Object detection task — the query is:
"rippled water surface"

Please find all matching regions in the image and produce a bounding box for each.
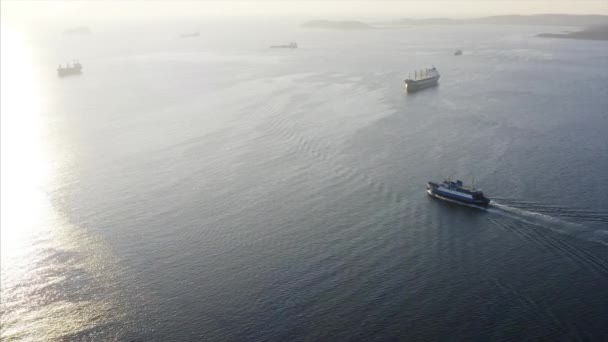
[2,21,608,340]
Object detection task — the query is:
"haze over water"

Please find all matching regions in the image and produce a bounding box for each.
[2,17,608,340]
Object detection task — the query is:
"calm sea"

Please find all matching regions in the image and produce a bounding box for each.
[1,19,608,341]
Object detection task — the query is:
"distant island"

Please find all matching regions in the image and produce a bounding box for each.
[537,25,608,41]
[301,20,372,30]
[384,14,608,27]
[63,26,92,35]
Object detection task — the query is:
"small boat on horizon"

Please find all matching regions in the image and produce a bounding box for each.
[427,179,490,207]
[57,61,82,77]
[270,42,298,49]
[454,49,463,56]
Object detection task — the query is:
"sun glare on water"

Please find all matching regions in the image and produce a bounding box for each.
[1,25,122,340]
[0,25,51,270]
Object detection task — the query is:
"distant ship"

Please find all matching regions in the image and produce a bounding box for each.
[427,179,490,206]
[270,42,298,49]
[57,61,82,77]
[404,67,440,93]
[454,49,463,56]
[180,32,200,38]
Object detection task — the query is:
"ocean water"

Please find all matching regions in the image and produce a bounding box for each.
[1,20,608,340]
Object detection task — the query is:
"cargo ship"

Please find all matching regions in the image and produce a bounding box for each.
[427,179,490,207]
[404,67,439,93]
[57,61,82,77]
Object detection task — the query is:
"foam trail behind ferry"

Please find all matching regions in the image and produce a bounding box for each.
[488,201,608,246]
[429,191,608,246]
[492,198,608,224]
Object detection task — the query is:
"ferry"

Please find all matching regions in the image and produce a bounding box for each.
[427,179,490,207]
[404,67,439,93]
[57,61,82,77]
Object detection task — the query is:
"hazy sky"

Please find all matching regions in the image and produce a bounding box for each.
[2,0,608,26]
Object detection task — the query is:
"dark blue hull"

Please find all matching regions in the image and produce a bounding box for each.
[429,189,490,206]
[427,182,490,207]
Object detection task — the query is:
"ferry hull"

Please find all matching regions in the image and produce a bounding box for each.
[427,182,490,206]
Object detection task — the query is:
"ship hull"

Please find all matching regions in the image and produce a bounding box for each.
[427,182,490,206]
[57,70,81,77]
[57,67,82,77]
[405,76,439,93]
